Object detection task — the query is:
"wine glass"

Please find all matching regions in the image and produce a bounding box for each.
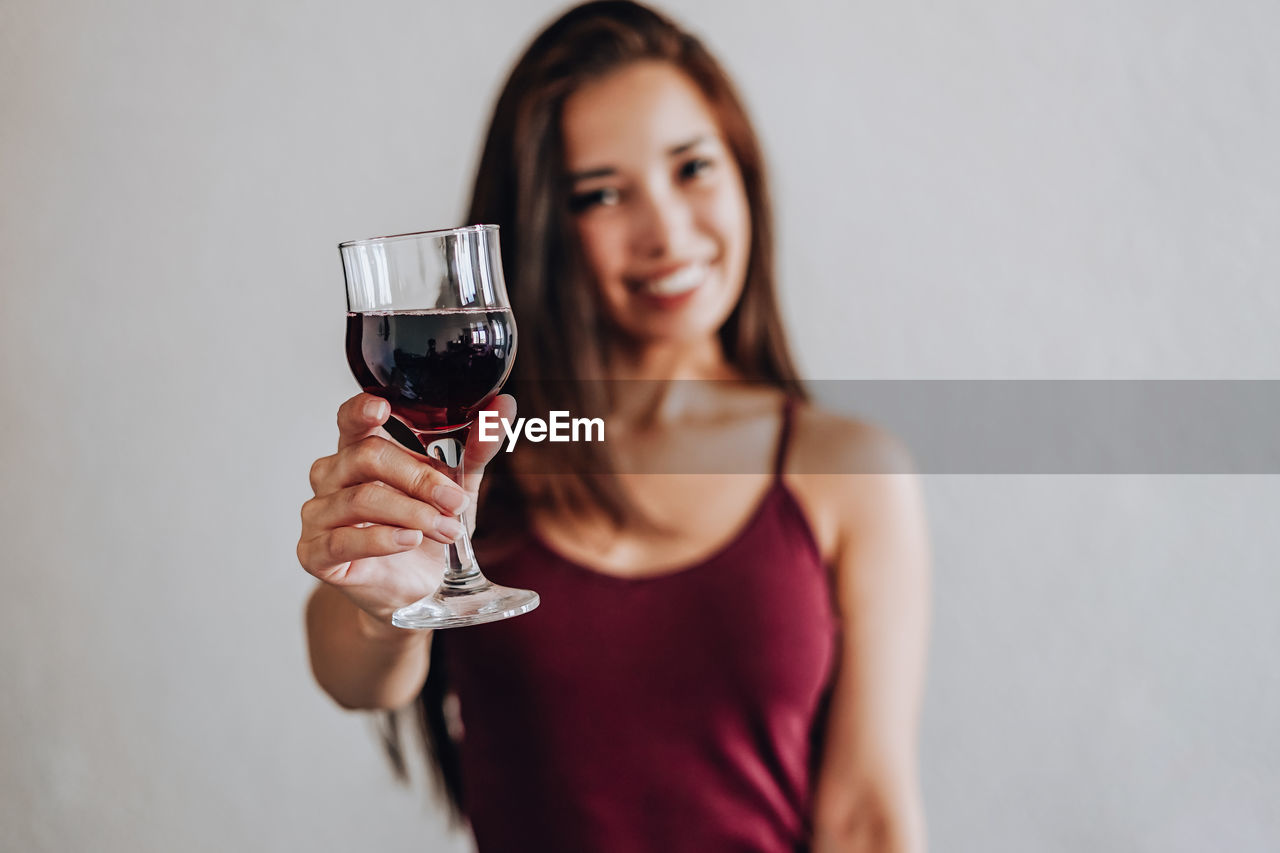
[340,225,539,629]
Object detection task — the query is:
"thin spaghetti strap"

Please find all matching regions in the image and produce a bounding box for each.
[772,396,798,479]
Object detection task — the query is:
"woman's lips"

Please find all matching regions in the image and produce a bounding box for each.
[638,262,707,296]
[626,262,710,309]
[636,285,700,311]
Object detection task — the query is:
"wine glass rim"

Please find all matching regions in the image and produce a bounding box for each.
[338,223,498,249]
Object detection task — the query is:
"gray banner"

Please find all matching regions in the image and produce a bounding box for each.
[388,380,1280,474]
[814,380,1280,474]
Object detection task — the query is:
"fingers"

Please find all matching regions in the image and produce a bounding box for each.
[302,482,466,546]
[461,393,517,495]
[337,393,391,450]
[311,435,470,513]
[296,523,426,581]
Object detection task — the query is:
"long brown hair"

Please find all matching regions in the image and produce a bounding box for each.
[387,0,807,822]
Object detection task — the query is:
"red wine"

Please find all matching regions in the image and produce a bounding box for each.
[346,309,516,433]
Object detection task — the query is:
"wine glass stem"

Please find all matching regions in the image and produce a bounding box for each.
[422,434,489,594]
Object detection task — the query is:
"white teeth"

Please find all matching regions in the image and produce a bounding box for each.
[643,264,706,296]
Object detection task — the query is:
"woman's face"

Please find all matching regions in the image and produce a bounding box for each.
[561,61,751,345]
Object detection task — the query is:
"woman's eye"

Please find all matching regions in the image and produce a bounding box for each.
[569,186,621,213]
[678,157,713,181]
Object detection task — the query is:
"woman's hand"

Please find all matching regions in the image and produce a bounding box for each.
[297,392,516,628]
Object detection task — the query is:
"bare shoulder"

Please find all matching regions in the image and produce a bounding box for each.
[787,402,917,476]
[784,402,925,565]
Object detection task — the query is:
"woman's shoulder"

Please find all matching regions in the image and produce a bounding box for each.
[787,399,917,477]
[783,400,921,565]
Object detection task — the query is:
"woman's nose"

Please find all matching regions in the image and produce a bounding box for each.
[629,185,693,260]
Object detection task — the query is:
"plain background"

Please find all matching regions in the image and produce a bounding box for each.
[2,0,1278,850]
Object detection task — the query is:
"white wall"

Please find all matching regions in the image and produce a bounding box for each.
[2,1,1277,850]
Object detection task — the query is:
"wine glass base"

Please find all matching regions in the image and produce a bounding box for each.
[391,583,540,630]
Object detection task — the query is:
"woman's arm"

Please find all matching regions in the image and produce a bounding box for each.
[305,583,432,710]
[300,393,517,711]
[805,428,932,853]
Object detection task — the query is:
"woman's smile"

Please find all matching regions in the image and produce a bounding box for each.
[627,260,710,297]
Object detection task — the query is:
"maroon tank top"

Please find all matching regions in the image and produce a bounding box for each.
[440,399,840,852]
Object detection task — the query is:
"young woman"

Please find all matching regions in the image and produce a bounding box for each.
[300,2,931,850]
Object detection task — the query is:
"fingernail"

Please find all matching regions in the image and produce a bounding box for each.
[365,400,387,421]
[394,528,423,546]
[435,516,465,541]
[432,484,470,514]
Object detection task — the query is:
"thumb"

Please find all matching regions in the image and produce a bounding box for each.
[461,394,517,494]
